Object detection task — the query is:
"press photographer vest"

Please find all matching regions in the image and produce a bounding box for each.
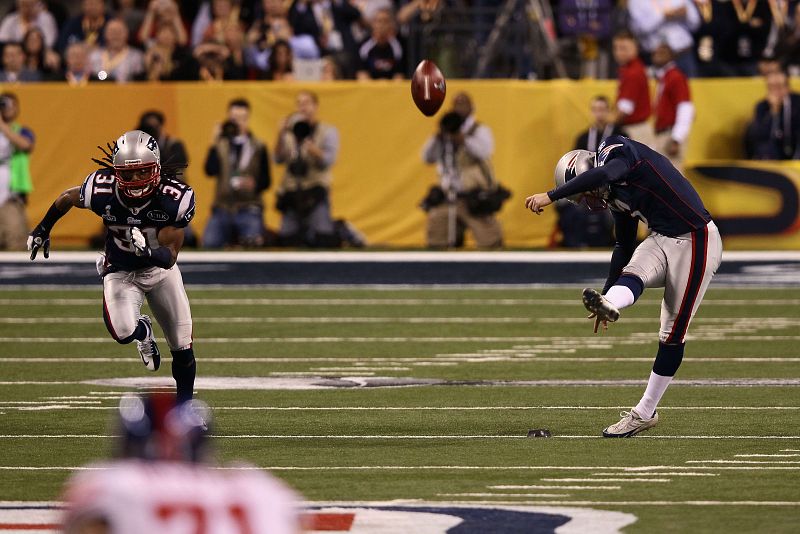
[278,122,334,194]
[449,123,496,192]
[213,135,267,210]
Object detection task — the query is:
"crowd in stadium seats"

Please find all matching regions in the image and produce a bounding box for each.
[2,1,800,83]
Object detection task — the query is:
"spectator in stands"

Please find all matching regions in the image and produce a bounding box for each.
[744,70,800,160]
[555,95,620,248]
[274,90,341,247]
[195,22,247,80]
[245,0,319,75]
[288,0,364,78]
[62,42,95,85]
[22,27,60,80]
[779,6,800,77]
[192,0,240,47]
[695,0,774,77]
[0,0,58,49]
[0,92,34,250]
[204,98,271,248]
[88,18,145,82]
[356,8,403,80]
[263,39,295,80]
[140,24,198,81]
[612,30,653,147]
[137,0,188,47]
[652,43,694,169]
[320,54,341,79]
[421,92,504,249]
[57,0,110,53]
[0,42,41,82]
[627,0,700,77]
[114,0,145,39]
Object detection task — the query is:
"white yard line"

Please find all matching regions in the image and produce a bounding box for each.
[437,493,571,498]
[489,485,622,490]
[686,460,800,464]
[590,472,718,477]
[735,454,800,457]
[2,434,799,440]
[0,317,533,324]
[0,465,799,471]
[5,357,800,364]
[541,478,671,483]
[1,297,799,306]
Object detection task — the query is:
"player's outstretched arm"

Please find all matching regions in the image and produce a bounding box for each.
[130,225,184,269]
[28,186,83,260]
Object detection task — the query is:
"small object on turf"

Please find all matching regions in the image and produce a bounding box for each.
[411,60,446,116]
[527,428,551,438]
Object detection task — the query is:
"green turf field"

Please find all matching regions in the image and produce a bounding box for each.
[1,286,799,532]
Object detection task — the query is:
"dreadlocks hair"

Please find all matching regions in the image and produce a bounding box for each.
[91,141,188,181]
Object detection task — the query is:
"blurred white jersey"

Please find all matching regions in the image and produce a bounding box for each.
[62,460,301,534]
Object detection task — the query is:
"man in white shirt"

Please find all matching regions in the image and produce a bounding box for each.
[0,0,58,48]
[627,0,701,77]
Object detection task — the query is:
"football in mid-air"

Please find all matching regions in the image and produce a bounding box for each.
[411,60,446,117]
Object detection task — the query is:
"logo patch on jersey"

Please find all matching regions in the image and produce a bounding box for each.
[102,205,116,222]
[147,210,169,222]
[598,143,624,166]
[127,217,142,225]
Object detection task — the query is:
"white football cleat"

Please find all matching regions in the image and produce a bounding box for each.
[603,408,658,438]
[136,315,160,372]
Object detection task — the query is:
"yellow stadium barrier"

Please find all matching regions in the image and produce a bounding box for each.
[7,78,798,249]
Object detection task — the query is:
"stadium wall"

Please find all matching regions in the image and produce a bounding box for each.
[12,79,800,249]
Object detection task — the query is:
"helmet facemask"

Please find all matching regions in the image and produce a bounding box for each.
[115,162,160,199]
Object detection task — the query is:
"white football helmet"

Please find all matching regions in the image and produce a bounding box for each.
[553,149,609,210]
[113,130,161,199]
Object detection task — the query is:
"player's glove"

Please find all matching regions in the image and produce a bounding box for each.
[130,227,150,257]
[27,227,51,260]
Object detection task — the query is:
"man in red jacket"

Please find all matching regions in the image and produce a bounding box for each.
[612,30,653,147]
[653,43,694,169]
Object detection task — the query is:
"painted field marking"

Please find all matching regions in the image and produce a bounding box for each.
[781,449,800,452]
[0,317,533,324]
[4,433,800,443]
[6,335,800,344]
[1,465,800,472]
[5,356,800,364]
[735,454,800,457]
[437,493,571,498]
[489,485,621,490]
[542,478,671,483]
[420,500,800,506]
[686,460,800,464]
[590,472,718,477]
[1,297,799,306]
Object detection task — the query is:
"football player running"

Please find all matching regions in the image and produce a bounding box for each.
[525,135,722,437]
[28,130,197,403]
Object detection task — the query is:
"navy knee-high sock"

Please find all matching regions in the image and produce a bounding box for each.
[171,347,196,403]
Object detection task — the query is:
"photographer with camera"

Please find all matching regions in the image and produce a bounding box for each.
[0,92,34,250]
[203,98,271,248]
[273,90,343,247]
[421,92,507,249]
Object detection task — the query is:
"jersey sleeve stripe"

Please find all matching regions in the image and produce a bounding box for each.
[81,172,96,209]
[176,189,194,221]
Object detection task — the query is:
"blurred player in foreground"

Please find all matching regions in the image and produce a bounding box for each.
[27,130,196,402]
[61,392,303,533]
[525,135,722,437]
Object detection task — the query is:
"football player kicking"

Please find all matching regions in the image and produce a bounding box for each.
[28,130,197,402]
[525,135,722,437]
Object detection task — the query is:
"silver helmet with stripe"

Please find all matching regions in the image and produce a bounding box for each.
[553,149,608,210]
[113,130,161,199]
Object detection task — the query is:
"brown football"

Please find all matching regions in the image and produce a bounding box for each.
[411,60,446,117]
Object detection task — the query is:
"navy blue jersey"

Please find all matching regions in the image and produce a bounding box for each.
[598,135,711,237]
[79,169,195,271]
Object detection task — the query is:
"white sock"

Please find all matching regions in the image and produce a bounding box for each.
[605,285,635,310]
[634,371,673,419]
